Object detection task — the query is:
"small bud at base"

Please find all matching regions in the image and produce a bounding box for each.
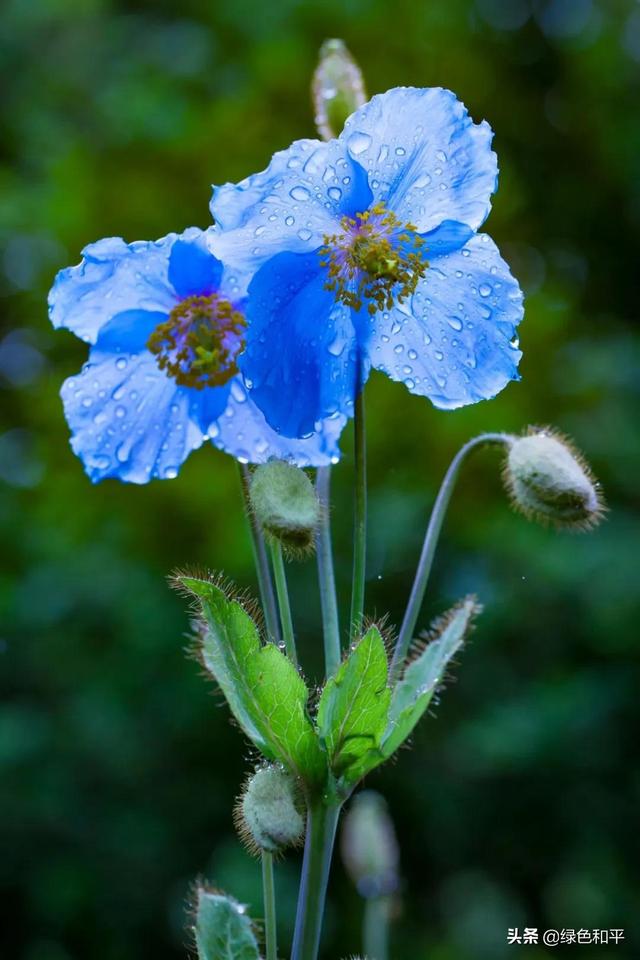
[249,460,321,555]
[313,39,367,141]
[341,791,400,898]
[504,429,605,530]
[235,764,305,856]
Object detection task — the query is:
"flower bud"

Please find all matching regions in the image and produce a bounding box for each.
[503,429,604,530]
[312,39,367,141]
[234,764,305,856]
[341,791,399,898]
[249,460,320,555]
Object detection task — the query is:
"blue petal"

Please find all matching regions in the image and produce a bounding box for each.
[168,235,223,299]
[61,349,210,484]
[369,233,523,409]
[341,87,498,235]
[210,138,372,270]
[240,251,363,437]
[95,309,167,354]
[49,235,179,344]
[210,378,347,466]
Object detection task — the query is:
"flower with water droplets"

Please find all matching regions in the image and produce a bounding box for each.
[210,87,524,438]
[49,228,345,483]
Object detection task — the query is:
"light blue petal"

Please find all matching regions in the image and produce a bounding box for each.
[240,251,363,438]
[168,234,223,298]
[210,138,372,270]
[341,87,498,235]
[61,350,207,484]
[370,233,523,409]
[49,235,179,344]
[210,378,346,466]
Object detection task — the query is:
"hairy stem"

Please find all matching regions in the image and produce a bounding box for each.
[262,851,277,960]
[239,464,281,645]
[363,896,391,960]
[290,802,342,960]
[270,540,298,667]
[390,432,511,680]
[316,466,341,678]
[349,385,367,638]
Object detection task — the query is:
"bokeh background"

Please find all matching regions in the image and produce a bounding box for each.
[2,0,639,957]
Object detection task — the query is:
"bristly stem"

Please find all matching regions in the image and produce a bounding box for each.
[270,540,298,667]
[239,464,281,646]
[363,895,391,960]
[390,432,512,681]
[290,801,341,960]
[262,851,277,960]
[316,466,341,678]
[349,381,367,639]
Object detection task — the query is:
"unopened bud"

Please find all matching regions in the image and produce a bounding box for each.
[341,791,399,898]
[312,39,367,141]
[503,429,604,530]
[234,764,305,855]
[249,460,320,555]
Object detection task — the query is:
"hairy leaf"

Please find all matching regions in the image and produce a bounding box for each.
[182,576,325,784]
[195,889,259,960]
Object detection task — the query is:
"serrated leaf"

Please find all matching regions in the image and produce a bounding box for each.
[183,576,325,785]
[195,890,259,960]
[316,625,391,789]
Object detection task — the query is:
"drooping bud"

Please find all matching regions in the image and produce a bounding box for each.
[312,39,367,141]
[234,764,305,856]
[340,791,400,899]
[249,460,320,555]
[503,428,604,530]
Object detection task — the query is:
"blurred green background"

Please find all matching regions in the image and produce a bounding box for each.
[1,0,639,957]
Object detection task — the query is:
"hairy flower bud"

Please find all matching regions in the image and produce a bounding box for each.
[249,460,320,555]
[234,764,305,856]
[312,39,367,141]
[341,791,400,898]
[503,429,604,530]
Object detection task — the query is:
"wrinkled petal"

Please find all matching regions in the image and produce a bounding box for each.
[49,235,180,344]
[240,251,364,437]
[370,233,523,409]
[168,233,223,298]
[210,378,347,466]
[342,87,497,234]
[210,138,372,270]
[61,343,228,483]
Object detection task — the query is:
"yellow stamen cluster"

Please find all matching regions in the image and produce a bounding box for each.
[319,201,428,314]
[147,293,246,389]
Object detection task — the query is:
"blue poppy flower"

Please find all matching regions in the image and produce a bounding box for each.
[210,87,524,438]
[49,228,345,483]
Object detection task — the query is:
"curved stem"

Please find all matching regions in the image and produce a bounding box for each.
[390,432,511,681]
[349,386,367,638]
[290,802,341,960]
[363,896,390,960]
[239,464,281,645]
[270,540,298,667]
[262,851,277,960]
[316,467,341,678]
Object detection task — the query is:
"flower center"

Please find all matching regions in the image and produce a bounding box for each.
[319,201,428,314]
[147,294,246,389]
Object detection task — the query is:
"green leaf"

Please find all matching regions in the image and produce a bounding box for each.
[316,625,391,789]
[182,576,325,785]
[381,596,480,758]
[195,889,259,960]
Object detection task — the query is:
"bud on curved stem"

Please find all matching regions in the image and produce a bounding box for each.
[234,764,305,856]
[312,39,367,141]
[503,428,605,530]
[249,460,321,558]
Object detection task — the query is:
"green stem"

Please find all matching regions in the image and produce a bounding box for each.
[262,851,277,960]
[239,464,281,646]
[290,802,342,960]
[363,896,390,960]
[349,385,367,638]
[316,467,341,678]
[270,540,298,667]
[390,432,511,680]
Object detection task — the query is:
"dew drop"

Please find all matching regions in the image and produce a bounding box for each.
[479,283,492,297]
[347,131,372,155]
[327,186,342,202]
[297,228,313,241]
[115,357,127,370]
[285,215,295,227]
[289,186,310,202]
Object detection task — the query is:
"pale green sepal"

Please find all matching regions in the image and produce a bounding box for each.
[195,889,260,960]
[316,626,391,790]
[182,576,325,785]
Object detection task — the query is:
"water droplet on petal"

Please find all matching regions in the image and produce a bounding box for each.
[347,130,372,155]
[290,186,310,202]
